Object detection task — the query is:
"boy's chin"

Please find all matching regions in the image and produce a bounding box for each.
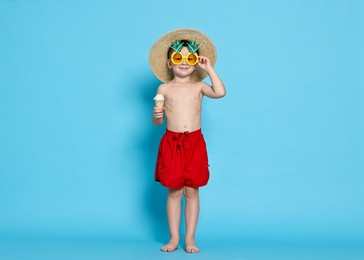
[174,69,195,76]
[174,73,194,79]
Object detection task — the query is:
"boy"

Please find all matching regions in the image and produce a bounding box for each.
[149,28,226,253]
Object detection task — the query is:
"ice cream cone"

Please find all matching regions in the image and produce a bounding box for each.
[155,100,164,109]
[154,94,164,108]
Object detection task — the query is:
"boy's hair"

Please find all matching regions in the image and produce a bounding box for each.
[167,40,200,58]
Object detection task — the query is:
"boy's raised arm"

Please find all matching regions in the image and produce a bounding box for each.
[199,56,226,98]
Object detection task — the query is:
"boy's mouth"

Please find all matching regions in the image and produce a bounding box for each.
[178,66,190,70]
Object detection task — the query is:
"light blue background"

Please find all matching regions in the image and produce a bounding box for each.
[0,0,363,258]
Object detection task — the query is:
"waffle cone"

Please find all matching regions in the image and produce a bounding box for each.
[155,100,164,108]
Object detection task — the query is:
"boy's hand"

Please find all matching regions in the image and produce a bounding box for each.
[153,107,164,119]
[198,56,213,72]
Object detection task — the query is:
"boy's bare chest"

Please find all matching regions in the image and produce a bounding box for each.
[165,87,202,105]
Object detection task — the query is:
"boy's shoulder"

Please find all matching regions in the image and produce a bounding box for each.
[157,83,168,92]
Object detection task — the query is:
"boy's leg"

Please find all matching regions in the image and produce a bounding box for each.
[184,186,200,253]
[161,188,183,252]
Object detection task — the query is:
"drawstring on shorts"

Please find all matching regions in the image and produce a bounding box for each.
[173,131,190,152]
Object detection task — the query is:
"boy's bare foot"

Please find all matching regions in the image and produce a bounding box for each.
[185,239,200,253]
[160,239,179,252]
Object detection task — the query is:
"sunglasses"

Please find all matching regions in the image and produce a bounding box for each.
[170,52,199,66]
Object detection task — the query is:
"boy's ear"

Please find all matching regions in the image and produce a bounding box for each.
[167,59,173,69]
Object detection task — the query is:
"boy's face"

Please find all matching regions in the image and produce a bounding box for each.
[167,46,196,77]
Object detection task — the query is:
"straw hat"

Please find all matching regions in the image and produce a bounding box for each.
[149,28,217,83]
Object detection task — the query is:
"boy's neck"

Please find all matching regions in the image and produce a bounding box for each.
[172,75,196,84]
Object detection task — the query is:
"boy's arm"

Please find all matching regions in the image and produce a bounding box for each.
[152,85,165,126]
[198,56,226,99]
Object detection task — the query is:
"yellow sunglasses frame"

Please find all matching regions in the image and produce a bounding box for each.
[170,52,199,66]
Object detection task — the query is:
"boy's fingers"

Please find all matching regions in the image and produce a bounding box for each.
[154,111,163,115]
[153,106,164,119]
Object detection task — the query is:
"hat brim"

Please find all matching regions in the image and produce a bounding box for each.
[149,28,216,83]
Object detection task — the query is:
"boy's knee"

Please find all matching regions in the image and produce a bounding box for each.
[168,188,183,199]
[183,186,199,199]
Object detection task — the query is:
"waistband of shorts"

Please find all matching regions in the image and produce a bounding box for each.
[165,128,202,137]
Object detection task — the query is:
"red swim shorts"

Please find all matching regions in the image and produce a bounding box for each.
[155,129,209,189]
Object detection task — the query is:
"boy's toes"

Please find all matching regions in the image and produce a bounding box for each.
[186,245,200,253]
[160,241,178,252]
